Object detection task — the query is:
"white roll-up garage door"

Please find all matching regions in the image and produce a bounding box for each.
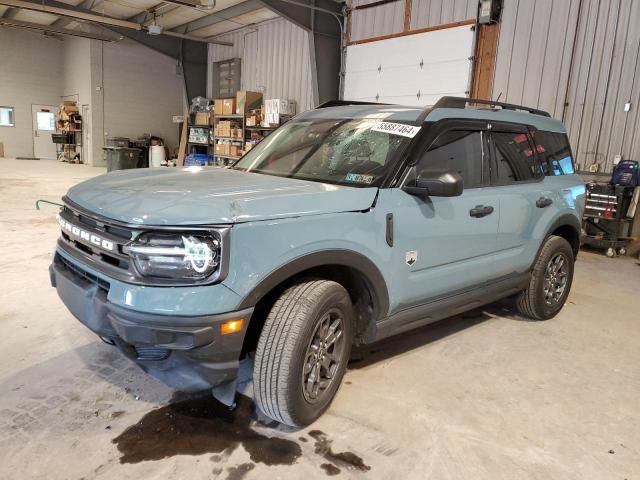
[344,24,475,107]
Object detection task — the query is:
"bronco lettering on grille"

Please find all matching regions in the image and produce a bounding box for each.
[57,215,115,252]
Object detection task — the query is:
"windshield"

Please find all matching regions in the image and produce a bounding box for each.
[232,118,419,186]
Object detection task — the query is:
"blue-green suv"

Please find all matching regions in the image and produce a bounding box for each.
[50,97,585,426]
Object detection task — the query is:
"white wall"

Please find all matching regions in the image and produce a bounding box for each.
[99,39,184,155]
[62,37,94,164]
[0,28,64,158]
[0,29,183,164]
[208,18,315,112]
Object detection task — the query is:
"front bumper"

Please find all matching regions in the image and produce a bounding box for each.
[50,253,253,395]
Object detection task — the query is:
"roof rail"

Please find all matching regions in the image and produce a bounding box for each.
[317,100,391,108]
[432,96,551,117]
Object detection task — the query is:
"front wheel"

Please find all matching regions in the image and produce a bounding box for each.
[253,280,354,426]
[516,235,575,320]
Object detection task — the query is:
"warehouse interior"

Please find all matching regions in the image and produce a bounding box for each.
[1,0,639,479]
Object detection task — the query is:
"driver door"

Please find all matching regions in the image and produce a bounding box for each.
[387,120,502,312]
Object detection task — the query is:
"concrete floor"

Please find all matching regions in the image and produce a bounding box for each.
[0,158,639,480]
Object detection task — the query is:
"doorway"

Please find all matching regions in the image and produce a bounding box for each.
[31,104,57,160]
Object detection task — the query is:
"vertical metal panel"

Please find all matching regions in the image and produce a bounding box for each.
[563,0,640,172]
[410,0,476,29]
[208,18,314,112]
[494,0,640,173]
[350,0,405,41]
[493,0,580,117]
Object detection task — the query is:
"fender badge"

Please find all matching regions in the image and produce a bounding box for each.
[406,251,417,266]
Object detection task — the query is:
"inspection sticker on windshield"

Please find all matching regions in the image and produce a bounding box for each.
[344,173,375,185]
[372,122,421,138]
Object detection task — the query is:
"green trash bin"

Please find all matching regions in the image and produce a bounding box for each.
[103,147,142,172]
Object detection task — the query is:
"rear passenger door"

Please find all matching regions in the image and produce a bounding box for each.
[487,123,551,275]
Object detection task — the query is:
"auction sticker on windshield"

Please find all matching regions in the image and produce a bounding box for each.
[344,173,375,184]
[371,122,421,138]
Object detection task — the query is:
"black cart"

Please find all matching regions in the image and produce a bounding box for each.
[581,183,636,257]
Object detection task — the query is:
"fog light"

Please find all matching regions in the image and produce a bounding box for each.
[220,319,244,335]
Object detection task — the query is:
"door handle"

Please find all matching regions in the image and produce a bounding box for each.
[536,197,553,208]
[469,205,494,218]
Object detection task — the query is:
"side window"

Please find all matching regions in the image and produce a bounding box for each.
[419,129,484,188]
[533,130,575,175]
[491,131,541,184]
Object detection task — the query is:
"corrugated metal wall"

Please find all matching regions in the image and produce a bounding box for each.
[494,0,640,173]
[564,0,640,173]
[349,0,477,42]
[208,18,315,112]
[492,0,580,118]
[409,0,477,29]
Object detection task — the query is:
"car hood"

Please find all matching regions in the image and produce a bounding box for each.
[65,167,378,226]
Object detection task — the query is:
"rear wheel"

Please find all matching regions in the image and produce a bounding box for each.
[516,235,574,320]
[253,279,354,426]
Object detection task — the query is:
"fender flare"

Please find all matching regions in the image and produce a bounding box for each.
[237,249,390,320]
[531,214,582,268]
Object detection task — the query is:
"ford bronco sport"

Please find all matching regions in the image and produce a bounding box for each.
[50,97,585,426]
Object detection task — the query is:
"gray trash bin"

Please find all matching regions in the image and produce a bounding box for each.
[103,147,142,172]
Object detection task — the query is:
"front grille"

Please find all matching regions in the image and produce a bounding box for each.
[56,253,110,292]
[134,346,170,361]
[63,206,133,243]
[58,206,134,275]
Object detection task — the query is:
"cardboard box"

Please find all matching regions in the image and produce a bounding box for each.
[229,145,240,156]
[236,91,263,114]
[265,99,296,126]
[214,99,225,116]
[0,142,4,158]
[219,121,231,138]
[246,115,257,127]
[222,98,236,115]
[195,112,210,126]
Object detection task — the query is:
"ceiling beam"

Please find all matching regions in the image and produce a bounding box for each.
[51,0,101,29]
[127,3,181,25]
[169,0,262,34]
[0,16,120,41]
[0,0,143,29]
[1,6,17,18]
[0,0,232,44]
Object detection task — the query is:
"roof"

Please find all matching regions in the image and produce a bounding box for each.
[298,105,424,123]
[0,1,279,44]
[302,100,567,133]
[425,107,567,133]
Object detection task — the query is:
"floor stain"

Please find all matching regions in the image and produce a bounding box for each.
[320,463,341,476]
[309,430,371,473]
[112,393,302,466]
[225,462,255,480]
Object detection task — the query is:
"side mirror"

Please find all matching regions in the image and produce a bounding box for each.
[403,169,464,197]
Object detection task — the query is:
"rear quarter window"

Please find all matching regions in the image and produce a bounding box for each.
[533,130,575,175]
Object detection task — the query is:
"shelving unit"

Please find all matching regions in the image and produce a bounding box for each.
[54,107,82,164]
[186,124,213,158]
[213,114,245,166]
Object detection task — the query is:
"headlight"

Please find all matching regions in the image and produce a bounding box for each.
[128,232,221,280]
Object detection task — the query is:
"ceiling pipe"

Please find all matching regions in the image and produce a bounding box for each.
[162,0,216,9]
[0,17,122,41]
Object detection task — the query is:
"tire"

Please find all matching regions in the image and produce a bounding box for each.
[253,279,354,427]
[516,235,575,320]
